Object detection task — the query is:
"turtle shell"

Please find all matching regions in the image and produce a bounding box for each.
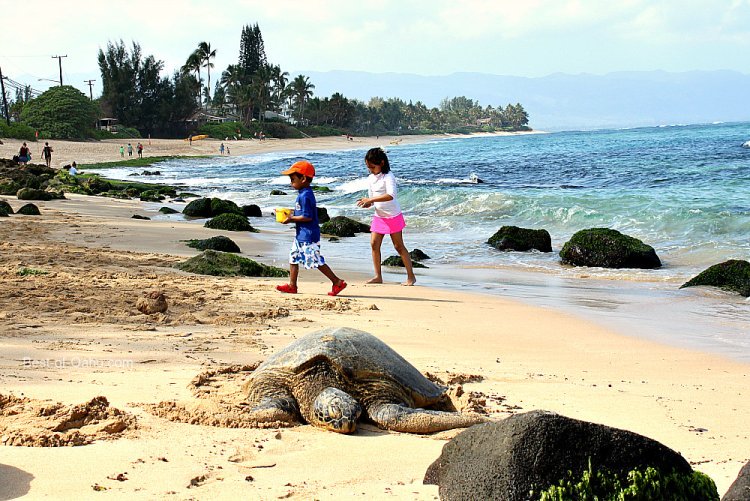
[251,327,445,401]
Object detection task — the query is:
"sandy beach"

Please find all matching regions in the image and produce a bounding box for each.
[1,137,748,499]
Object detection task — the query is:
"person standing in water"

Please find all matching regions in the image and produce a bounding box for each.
[356,147,416,286]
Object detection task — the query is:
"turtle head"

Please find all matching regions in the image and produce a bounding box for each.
[312,387,362,434]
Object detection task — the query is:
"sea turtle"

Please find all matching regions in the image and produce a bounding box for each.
[242,327,486,434]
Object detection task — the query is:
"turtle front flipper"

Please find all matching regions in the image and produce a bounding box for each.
[310,387,362,433]
[248,395,301,425]
[368,402,486,433]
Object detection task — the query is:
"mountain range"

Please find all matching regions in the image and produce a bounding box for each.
[291,70,750,131]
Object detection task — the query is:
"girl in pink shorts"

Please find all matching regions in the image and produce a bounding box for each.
[356,147,416,286]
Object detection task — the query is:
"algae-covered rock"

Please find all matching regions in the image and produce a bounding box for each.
[0,180,21,196]
[0,206,8,217]
[0,199,13,214]
[320,216,370,237]
[17,188,53,201]
[204,213,258,232]
[488,226,552,252]
[680,259,750,297]
[410,249,431,261]
[185,236,241,253]
[242,204,263,217]
[183,197,242,218]
[559,228,661,269]
[175,250,288,277]
[17,203,41,215]
[382,256,428,268]
[270,189,287,196]
[82,176,112,194]
[158,207,180,214]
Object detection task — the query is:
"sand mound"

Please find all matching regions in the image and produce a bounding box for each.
[0,394,136,447]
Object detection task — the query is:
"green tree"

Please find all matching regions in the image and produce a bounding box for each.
[20,85,98,139]
[181,51,203,106]
[238,24,267,81]
[291,74,315,123]
[197,41,216,108]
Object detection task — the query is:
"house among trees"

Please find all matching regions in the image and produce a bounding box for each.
[96,117,118,132]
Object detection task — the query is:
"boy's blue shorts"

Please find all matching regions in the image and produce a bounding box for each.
[289,240,326,269]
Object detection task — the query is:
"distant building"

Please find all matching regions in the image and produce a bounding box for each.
[96,118,119,132]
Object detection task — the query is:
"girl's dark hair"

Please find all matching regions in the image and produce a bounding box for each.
[365,147,391,173]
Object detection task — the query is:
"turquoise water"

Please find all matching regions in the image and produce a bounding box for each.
[102,122,750,360]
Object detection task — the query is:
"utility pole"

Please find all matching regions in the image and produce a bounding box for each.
[51,55,67,85]
[84,79,96,100]
[0,66,10,126]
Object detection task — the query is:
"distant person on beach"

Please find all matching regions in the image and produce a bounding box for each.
[137,142,143,158]
[119,145,124,158]
[18,143,30,165]
[226,145,230,155]
[356,147,417,286]
[127,143,133,157]
[219,142,225,155]
[276,160,347,296]
[188,135,193,145]
[41,142,53,168]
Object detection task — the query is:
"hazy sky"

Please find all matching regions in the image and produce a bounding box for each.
[1,0,748,97]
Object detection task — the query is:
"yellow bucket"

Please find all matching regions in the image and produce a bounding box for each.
[275,208,293,223]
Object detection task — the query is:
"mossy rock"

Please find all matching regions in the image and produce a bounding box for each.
[488,226,552,252]
[317,207,330,224]
[242,204,263,217]
[0,199,13,214]
[17,203,41,215]
[559,228,661,269]
[0,207,8,217]
[175,250,288,277]
[82,176,112,194]
[0,180,21,196]
[159,207,180,214]
[270,189,287,196]
[382,256,428,268]
[312,186,332,193]
[680,259,750,297]
[183,197,242,218]
[139,190,164,202]
[185,236,241,253]
[204,213,258,232]
[17,187,53,201]
[320,216,370,237]
[410,249,430,261]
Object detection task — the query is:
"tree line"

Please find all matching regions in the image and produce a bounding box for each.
[1,23,529,140]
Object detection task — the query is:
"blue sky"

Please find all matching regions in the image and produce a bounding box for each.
[1,0,748,98]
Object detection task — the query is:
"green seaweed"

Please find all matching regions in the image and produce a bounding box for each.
[681,259,750,297]
[536,461,719,501]
[175,250,288,277]
[203,213,258,232]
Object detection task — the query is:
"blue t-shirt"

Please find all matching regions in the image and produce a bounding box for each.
[294,187,320,243]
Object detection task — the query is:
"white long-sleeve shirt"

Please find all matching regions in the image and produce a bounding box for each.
[368,172,402,218]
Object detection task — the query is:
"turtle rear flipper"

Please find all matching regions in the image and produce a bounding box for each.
[369,403,486,433]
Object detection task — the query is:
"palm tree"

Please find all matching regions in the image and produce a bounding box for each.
[197,42,216,109]
[291,75,315,124]
[181,52,202,106]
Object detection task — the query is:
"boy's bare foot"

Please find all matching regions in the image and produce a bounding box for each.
[402,278,416,286]
[365,277,383,284]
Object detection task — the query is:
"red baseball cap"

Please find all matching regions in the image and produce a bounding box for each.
[281,160,315,178]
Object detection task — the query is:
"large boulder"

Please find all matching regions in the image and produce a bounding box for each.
[559,228,661,268]
[204,213,257,232]
[424,410,717,501]
[488,226,552,252]
[185,235,241,253]
[723,460,750,500]
[175,250,288,277]
[681,260,750,297]
[0,199,13,214]
[183,197,242,218]
[320,216,370,237]
[17,187,54,201]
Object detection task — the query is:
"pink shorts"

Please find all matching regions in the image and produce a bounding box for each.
[370,213,406,235]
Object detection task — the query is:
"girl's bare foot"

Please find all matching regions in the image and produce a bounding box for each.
[365,277,383,284]
[402,278,416,286]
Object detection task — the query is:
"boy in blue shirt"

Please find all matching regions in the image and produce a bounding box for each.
[276,160,347,296]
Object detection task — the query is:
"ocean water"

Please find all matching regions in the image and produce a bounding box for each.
[101,122,750,360]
